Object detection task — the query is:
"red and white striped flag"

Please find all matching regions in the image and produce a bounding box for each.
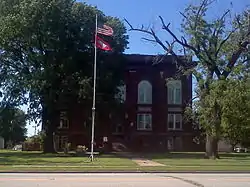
[97,24,114,36]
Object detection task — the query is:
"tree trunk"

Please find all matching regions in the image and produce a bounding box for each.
[205,134,219,159]
[42,103,56,154]
[230,142,237,153]
[43,124,56,153]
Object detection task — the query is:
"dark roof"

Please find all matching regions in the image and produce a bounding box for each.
[123,54,188,66]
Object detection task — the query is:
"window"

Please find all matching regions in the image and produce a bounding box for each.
[168,114,182,130]
[56,136,68,151]
[137,113,152,130]
[138,80,152,104]
[168,113,174,129]
[59,111,69,129]
[112,123,123,134]
[115,85,126,103]
[167,80,182,104]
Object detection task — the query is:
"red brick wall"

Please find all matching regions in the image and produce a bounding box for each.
[54,55,203,152]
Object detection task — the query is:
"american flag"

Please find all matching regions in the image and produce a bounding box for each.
[97,24,114,36]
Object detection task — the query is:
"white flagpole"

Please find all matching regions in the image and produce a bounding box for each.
[90,14,98,162]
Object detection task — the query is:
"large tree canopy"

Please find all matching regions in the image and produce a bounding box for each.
[125,0,249,158]
[0,0,129,152]
[0,107,27,147]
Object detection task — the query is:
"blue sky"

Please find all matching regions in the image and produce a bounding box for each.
[84,0,248,54]
[24,0,249,136]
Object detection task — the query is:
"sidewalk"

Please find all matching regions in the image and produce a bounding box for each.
[112,152,165,166]
[131,158,165,166]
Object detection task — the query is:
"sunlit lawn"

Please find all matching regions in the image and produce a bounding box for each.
[148,152,250,171]
[0,150,250,172]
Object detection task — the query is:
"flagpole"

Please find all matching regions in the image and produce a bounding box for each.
[90,14,98,162]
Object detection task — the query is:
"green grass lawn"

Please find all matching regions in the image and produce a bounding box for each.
[148,152,250,171]
[0,150,250,172]
[0,150,136,166]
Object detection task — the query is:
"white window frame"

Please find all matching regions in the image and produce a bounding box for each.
[59,111,69,129]
[167,113,182,130]
[167,80,182,104]
[137,113,152,131]
[138,80,152,104]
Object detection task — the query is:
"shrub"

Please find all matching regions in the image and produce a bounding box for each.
[22,131,45,151]
[22,142,41,151]
[76,145,88,153]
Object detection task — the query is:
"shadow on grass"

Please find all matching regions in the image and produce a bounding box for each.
[0,151,67,158]
[0,151,124,165]
[0,151,117,158]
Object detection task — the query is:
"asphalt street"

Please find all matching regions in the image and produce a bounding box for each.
[0,173,250,187]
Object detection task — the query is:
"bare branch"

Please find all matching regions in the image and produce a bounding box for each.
[220,9,231,22]
[181,36,189,46]
[124,18,186,72]
[125,16,197,80]
[179,11,188,20]
[180,38,187,56]
[152,54,168,65]
[124,19,134,30]
[124,18,168,51]
[124,18,153,35]
[165,40,176,54]
[124,17,198,74]
[159,16,199,54]
[141,37,157,43]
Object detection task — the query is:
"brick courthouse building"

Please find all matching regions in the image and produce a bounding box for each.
[54,54,203,152]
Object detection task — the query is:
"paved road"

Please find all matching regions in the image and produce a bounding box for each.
[0,173,250,187]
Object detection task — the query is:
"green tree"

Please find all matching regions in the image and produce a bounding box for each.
[0,107,27,147]
[219,79,250,149]
[0,0,128,153]
[187,78,250,152]
[125,0,249,158]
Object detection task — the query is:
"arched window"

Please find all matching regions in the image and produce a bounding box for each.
[138,80,152,104]
[167,80,182,104]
